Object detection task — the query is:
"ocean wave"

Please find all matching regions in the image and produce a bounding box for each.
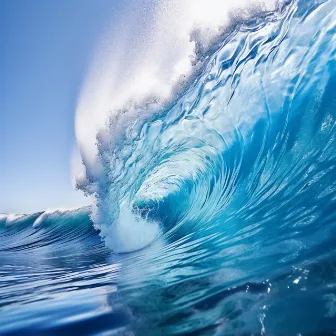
[2,1,336,333]
[75,0,336,254]
[0,207,100,255]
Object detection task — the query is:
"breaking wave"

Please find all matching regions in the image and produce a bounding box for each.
[3,0,336,334]
[75,0,336,254]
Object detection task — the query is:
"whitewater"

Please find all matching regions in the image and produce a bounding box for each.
[2,0,336,334]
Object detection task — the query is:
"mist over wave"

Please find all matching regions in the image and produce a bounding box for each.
[75,0,291,252]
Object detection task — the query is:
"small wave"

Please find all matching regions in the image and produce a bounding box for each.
[0,213,28,226]
[32,206,91,228]
[76,0,336,254]
[0,206,101,256]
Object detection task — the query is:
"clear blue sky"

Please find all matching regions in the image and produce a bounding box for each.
[1,0,121,214]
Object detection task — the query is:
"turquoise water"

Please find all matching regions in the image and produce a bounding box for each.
[2,0,336,334]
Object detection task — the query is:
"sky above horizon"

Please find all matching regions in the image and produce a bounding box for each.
[1,0,122,213]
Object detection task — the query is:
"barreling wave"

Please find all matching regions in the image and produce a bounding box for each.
[0,207,100,254]
[75,0,336,254]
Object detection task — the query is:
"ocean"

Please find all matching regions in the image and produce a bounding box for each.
[2,0,336,334]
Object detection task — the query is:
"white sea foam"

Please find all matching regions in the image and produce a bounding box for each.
[0,213,26,226]
[99,205,162,253]
[1,207,90,227]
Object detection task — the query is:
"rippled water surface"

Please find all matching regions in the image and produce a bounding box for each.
[2,0,336,334]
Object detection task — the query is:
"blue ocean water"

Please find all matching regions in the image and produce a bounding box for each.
[2,0,336,334]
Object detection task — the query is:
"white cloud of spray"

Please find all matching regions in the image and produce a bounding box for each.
[75,0,279,175]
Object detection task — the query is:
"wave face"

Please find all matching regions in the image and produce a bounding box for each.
[3,0,336,335]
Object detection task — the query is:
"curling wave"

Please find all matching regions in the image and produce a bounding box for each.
[75,0,336,254]
[3,1,336,334]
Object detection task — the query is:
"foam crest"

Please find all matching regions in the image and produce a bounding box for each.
[75,0,281,171]
[32,206,90,228]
